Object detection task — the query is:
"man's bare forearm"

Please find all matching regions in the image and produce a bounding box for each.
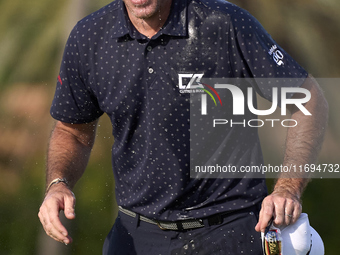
[46,120,98,191]
[274,75,329,197]
[256,76,328,232]
[39,120,98,244]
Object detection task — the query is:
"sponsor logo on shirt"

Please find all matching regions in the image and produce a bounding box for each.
[178,73,204,93]
[57,75,63,85]
[269,45,284,66]
[178,73,223,108]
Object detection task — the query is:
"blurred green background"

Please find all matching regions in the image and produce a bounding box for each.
[0,0,339,254]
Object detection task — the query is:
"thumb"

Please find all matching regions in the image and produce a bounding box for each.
[64,192,76,220]
[254,221,261,233]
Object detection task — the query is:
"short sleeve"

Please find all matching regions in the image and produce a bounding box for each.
[229,8,308,100]
[50,25,104,124]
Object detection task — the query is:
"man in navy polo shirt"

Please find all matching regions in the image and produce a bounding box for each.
[38,0,328,254]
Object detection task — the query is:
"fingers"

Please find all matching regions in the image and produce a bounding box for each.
[255,196,274,233]
[285,199,302,225]
[283,200,295,225]
[272,195,301,227]
[64,191,76,220]
[272,196,286,227]
[38,187,76,245]
[255,193,302,233]
[39,208,70,244]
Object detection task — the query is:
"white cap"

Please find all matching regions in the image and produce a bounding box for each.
[280,213,324,255]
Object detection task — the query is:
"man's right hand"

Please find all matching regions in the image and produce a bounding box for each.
[38,183,76,245]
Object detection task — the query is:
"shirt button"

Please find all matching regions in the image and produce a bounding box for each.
[147,46,152,52]
[148,67,154,74]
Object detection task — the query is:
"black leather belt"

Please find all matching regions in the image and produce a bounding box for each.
[119,206,228,231]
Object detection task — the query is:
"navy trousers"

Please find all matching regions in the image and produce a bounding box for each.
[103,206,263,255]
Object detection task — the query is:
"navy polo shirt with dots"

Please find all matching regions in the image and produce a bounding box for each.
[51,0,308,221]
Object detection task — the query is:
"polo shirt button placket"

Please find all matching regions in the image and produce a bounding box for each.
[145,44,155,76]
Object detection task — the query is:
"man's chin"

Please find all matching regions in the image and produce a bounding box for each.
[124,0,158,20]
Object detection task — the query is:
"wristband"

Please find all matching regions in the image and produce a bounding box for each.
[45,178,68,195]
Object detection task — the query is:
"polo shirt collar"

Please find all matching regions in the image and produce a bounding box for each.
[111,0,188,39]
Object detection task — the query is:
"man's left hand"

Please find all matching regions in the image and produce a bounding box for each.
[255,190,302,233]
